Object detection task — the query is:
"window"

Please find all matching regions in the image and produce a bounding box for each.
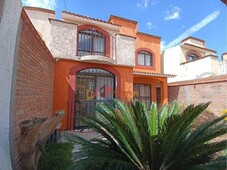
[133,83,151,107]
[137,51,153,66]
[187,53,199,61]
[78,28,106,56]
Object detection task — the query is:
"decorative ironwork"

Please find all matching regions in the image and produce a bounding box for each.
[78,28,106,56]
[75,68,115,129]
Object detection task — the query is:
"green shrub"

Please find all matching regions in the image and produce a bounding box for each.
[38,142,74,170]
[67,101,227,170]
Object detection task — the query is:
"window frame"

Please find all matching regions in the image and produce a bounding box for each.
[78,29,106,56]
[136,49,155,69]
[77,25,110,57]
[187,53,199,61]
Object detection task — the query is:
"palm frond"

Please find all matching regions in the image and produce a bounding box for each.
[67,101,226,170]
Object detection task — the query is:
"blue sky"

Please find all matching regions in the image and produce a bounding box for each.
[22,0,226,58]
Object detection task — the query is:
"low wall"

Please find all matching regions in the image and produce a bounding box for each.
[168,75,227,115]
[13,10,55,168]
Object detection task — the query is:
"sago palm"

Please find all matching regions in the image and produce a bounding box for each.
[67,101,226,170]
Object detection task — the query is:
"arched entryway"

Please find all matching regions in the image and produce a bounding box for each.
[68,63,121,130]
[74,68,116,129]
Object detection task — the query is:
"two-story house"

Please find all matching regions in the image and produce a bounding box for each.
[24,7,171,130]
[162,37,226,82]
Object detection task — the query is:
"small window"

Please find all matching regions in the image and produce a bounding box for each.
[78,28,106,56]
[137,51,153,66]
[187,53,199,61]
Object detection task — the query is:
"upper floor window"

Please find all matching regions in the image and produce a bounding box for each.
[137,51,153,66]
[78,28,106,56]
[187,53,199,61]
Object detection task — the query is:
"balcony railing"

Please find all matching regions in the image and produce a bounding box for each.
[219,61,227,75]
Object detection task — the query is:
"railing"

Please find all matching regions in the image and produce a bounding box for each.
[68,97,151,131]
[219,61,227,75]
[74,99,114,130]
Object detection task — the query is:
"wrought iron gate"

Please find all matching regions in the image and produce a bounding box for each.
[75,68,115,129]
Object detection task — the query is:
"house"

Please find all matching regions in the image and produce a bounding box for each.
[24,7,172,130]
[162,36,226,82]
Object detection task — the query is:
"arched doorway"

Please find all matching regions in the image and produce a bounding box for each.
[75,68,115,129]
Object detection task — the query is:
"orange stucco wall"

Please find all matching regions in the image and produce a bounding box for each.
[133,76,168,104]
[53,60,133,130]
[135,33,161,73]
[109,16,161,74]
[53,17,166,130]
[109,16,138,38]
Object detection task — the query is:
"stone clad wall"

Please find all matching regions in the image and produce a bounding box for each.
[50,19,77,58]
[168,75,227,115]
[13,10,55,168]
[116,34,135,66]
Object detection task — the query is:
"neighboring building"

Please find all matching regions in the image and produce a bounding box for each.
[221,0,227,5]
[220,53,227,74]
[24,7,171,130]
[162,36,226,82]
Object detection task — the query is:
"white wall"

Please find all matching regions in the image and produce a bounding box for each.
[162,46,182,76]
[168,57,219,82]
[0,0,22,169]
[24,9,55,50]
[163,45,220,82]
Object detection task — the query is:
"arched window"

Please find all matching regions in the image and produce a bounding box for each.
[187,53,199,61]
[78,28,106,56]
[137,51,153,66]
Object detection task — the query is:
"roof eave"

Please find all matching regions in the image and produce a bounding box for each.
[62,12,121,31]
[133,72,176,78]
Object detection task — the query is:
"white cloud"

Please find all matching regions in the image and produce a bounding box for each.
[164,6,181,20]
[146,22,154,29]
[150,0,159,6]
[137,0,150,9]
[165,10,220,49]
[22,0,57,10]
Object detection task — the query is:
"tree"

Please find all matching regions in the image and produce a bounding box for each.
[67,101,226,170]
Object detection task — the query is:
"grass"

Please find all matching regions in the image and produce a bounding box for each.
[38,142,74,170]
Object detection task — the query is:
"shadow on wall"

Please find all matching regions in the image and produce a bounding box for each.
[0,0,5,23]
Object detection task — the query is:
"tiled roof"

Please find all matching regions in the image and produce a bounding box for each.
[62,11,120,26]
[137,32,161,39]
[109,15,138,24]
[133,71,176,77]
